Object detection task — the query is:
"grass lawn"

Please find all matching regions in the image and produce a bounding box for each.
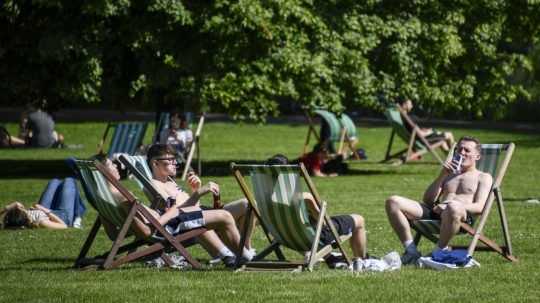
[1,120,539,302]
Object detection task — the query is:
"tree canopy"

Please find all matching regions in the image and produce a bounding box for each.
[1,0,539,121]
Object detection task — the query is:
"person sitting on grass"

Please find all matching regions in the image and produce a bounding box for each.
[385,136,492,265]
[266,154,373,272]
[97,154,254,267]
[0,178,86,229]
[146,144,255,266]
[299,143,347,177]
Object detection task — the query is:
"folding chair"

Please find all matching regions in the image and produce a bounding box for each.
[231,163,352,271]
[303,110,360,159]
[97,122,148,158]
[152,112,170,144]
[70,159,206,269]
[180,114,205,180]
[117,154,169,210]
[382,105,445,165]
[411,143,517,262]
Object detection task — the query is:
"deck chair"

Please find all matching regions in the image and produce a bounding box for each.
[117,154,170,210]
[411,143,517,262]
[97,122,148,158]
[70,159,206,269]
[382,105,445,165]
[231,163,352,271]
[303,110,360,160]
[180,114,205,181]
[152,112,170,144]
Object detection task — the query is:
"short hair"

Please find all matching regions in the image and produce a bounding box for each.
[147,144,176,164]
[457,136,481,153]
[266,154,289,165]
[396,96,410,106]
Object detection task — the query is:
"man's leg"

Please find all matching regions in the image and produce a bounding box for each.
[202,209,253,261]
[222,198,255,250]
[349,214,367,259]
[437,202,467,250]
[385,195,425,264]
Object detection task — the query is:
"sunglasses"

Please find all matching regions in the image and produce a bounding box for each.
[155,157,177,163]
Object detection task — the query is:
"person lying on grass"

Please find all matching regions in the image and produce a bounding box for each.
[0,178,86,230]
[385,136,492,265]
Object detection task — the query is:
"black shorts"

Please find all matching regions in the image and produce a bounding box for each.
[419,203,475,226]
[426,131,446,143]
[319,215,355,246]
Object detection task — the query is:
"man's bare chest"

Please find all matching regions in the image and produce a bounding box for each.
[443,174,479,195]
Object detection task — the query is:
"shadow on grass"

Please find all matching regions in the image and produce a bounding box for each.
[0,158,441,179]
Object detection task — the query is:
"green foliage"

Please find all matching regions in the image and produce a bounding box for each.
[1,1,539,120]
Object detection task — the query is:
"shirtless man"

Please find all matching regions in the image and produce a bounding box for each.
[385,136,493,264]
[146,144,255,265]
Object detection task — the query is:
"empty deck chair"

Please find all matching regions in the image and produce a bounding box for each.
[97,122,148,158]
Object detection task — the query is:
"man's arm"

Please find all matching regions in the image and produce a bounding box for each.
[423,172,447,204]
[464,173,493,214]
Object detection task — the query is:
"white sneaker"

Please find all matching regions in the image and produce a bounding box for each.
[72,217,82,229]
[351,258,365,272]
[401,249,421,265]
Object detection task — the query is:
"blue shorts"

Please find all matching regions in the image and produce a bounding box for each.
[164,210,205,236]
[420,203,475,226]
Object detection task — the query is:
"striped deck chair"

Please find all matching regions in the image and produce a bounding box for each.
[70,159,206,269]
[303,109,360,159]
[97,122,148,158]
[411,143,517,262]
[117,154,169,210]
[382,105,445,165]
[152,112,170,144]
[231,163,352,271]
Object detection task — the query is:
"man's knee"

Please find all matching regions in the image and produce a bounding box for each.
[350,214,365,229]
[385,195,403,211]
[443,203,466,222]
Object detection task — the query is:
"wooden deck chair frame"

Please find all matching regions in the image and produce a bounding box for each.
[97,122,148,158]
[231,162,352,271]
[72,159,206,270]
[382,105,445,165]
[180,114,205,181]
[411,143,517,262]
[303,110,360,160]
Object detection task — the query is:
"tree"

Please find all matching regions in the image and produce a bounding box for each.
[1,0,539,121]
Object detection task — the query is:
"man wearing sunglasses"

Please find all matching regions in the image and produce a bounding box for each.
[147,144,255,266]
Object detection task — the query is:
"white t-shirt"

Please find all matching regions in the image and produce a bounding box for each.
[159,128,193,151]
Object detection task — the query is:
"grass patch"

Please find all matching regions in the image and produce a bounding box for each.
[1,121,539,302]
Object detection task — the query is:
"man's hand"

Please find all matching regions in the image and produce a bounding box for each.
[432,203,448,215]
[186,172,202,192]
[198,181,220,197]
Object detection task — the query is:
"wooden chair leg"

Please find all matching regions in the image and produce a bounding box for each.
[74,217,102,268]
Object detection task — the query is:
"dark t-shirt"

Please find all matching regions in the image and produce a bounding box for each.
[28,110,55,147]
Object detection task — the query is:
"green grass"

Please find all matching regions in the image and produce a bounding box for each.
[1,121,540,302]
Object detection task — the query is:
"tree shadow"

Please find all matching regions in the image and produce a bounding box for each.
[0,159,73,179]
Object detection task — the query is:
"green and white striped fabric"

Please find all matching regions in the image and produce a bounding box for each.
[248,165,320,252]
[413,144,506,235]
[75,160,126,227]
[107,122,148,158]
[339,113,357,140]
[118,154,161,204]
[384,106,425,151]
